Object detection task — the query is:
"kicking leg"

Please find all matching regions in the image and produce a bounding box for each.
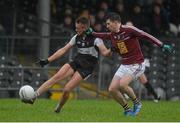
[55,71,83,113]
[23,63,74,104]
[36,63,74,96]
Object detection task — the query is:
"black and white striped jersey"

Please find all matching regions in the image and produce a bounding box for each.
[69,34,103,58]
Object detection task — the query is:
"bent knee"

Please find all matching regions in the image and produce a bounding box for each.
[119,81,129,88]
[119,85,128,92]
[108,86,118,93]
[119,84,126,90]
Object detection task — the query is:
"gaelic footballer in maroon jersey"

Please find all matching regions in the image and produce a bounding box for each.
[92,25,163,65]
[85,12,173,116]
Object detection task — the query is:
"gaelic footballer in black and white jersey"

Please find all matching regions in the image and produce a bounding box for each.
[25,17,111,113]
[68,34,108,78]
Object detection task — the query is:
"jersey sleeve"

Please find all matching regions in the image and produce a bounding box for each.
[128,26,163,47]
[92,32,112,40]
[69,34,77,45]
[94,38,103,46]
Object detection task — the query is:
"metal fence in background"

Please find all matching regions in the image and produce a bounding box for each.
[0,36,180,100]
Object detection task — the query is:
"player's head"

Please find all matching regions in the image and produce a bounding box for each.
[75,17,90,35]
[105,12,121,32]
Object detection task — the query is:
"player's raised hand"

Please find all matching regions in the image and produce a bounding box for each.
[85,28,94,35]
[161,44,174,55]
[36,59,49,67]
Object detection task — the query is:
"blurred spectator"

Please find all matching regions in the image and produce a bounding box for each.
[135,0,153,6]
[164,0,180,36]
[93,22,103,32]
[79,9,90,19]
[1,0,179,38]
[89,14,96,27]
[123,0,136,11]
[64,8,73,16]
[60,15,73,30]
[150,4,170,36]
[99,1,109,12]
[95,9,106,31]
[154,0,164,6]
[130,4,150,32]
[56,7,73,22]
[96,9,106,22]
[115,2,129,24]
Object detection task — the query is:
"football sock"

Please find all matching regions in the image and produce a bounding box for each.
[144,82,158,99]
[132,98,140,104]
[123,103,130,111]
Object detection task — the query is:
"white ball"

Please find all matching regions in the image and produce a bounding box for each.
[19,85,35,100]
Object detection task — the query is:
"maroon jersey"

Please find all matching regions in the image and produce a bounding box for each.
[92,25,163,65]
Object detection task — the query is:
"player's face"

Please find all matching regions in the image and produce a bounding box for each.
[106,19,121,32]
[75,23,87,35]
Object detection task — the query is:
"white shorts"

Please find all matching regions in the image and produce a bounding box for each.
[114,62,146,80]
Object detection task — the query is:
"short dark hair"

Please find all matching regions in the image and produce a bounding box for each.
[76,17,90,27]
[105,12,121,22]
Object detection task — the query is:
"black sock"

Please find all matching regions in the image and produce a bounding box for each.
[123,103,130,111]
[144,82,158,99]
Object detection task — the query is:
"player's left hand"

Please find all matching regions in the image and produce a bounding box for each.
[161,44,174,55]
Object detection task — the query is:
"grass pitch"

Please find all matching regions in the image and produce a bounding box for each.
[0,99,180,122]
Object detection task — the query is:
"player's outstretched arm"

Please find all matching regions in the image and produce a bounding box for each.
[139,30,174,54]
[86,28,111,40]
[37,43,73,67]
[141,31,175,54]
[48,43,73,62]
[128,26,174,55]
[127,26,163,47]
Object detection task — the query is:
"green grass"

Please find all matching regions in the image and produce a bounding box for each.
[0,99,180,122]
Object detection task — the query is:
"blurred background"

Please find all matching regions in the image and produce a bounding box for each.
[0,0,180,101]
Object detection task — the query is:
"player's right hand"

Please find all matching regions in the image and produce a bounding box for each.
[85,28,94,35]
[36,59,49,67]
